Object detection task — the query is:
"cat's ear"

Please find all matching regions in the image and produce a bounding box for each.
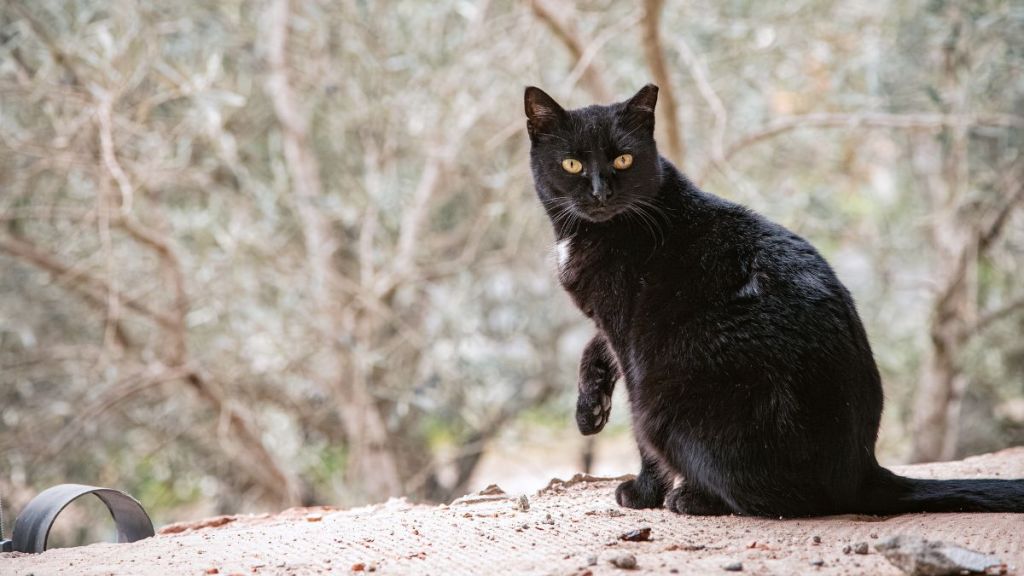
[622,84,659,131]
[524,86,566,138]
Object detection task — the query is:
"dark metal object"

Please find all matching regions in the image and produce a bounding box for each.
[12,484,154,553]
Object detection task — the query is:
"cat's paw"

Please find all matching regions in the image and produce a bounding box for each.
[575,391,611,435]
[615,478,665,509]
[665,485,731,516]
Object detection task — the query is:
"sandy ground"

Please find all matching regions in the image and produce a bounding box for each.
[3,448,1023,576]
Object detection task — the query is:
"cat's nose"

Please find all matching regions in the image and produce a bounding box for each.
[591,176,612,204]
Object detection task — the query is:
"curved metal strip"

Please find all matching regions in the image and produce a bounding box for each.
[12,484,155,553]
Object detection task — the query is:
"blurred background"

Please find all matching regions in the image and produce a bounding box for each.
[1,0,1022,544]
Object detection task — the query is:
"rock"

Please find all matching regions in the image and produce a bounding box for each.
[480,484,506,496]
[854,542,870,555]
[874,535,1003,576]
[722,561,743,571]
[517,495,530,512]
[810,559,824,567]
[610,552,637,569]
[586,554,598,566]
[620,527,652,542]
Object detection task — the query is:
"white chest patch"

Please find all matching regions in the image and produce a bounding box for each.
[555,238,572,271]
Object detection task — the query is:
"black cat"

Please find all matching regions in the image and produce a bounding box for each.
[525,84,1024,517]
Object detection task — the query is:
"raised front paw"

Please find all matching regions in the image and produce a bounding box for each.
[615,478,665,509]
[575,390,611,435]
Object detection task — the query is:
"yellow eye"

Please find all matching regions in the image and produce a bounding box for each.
[613,154,633,170]
[561,158,583,174]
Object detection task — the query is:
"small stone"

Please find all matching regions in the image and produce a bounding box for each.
[479,484,505,496]
[723,561,743,572]
[812,535,821,544]
[517,495,530,512]
[610,552,637,569]
[586,554,598,566]
[875,535,1003,576]
[842,545,852,555]
[620,527,652,542]
[810,559,824,567]
[854,542,870,555]
[351,563,366,572]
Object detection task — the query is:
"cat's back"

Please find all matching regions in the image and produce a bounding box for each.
[686,188,845,305]
[633,186,861,367]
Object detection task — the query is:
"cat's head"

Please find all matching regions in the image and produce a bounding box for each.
[524,84,662,224]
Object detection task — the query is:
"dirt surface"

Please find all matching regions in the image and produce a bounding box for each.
[3,448,1023,575]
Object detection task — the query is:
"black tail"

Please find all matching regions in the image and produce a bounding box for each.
[858,466,1024,514]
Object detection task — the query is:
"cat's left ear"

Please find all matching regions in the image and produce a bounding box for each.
[525,86,566,139]
[622,84,659,131]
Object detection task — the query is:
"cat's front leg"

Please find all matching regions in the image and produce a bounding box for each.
[616,448,671,509]
[576,333,619,435]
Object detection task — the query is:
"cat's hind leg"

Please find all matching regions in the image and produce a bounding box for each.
[616,448,672,509]
[665,482,733,516]
[576,333,619,435]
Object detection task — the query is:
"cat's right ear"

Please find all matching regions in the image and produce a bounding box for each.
[524,87,566,139]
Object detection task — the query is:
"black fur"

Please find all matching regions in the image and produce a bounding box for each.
[525,84,1024,517]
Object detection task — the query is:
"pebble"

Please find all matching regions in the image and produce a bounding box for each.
[810,559,824,567]
[620,527,652,542]
[723,561,743,571]
[517,495,530,512]
[610,552,637,569]
[586,554,598,566]
[854,542,870,555]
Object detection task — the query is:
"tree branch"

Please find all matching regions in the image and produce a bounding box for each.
[641,0,683,165]
[264,0,335,308]
[0,233,178,330]
[528,0,613,102]
[960,295,1024,340]
[676,36,730,185]
[979,165,1024,253]
[698,112,1024,184]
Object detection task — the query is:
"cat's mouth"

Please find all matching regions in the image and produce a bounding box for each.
[579,204,624,222]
